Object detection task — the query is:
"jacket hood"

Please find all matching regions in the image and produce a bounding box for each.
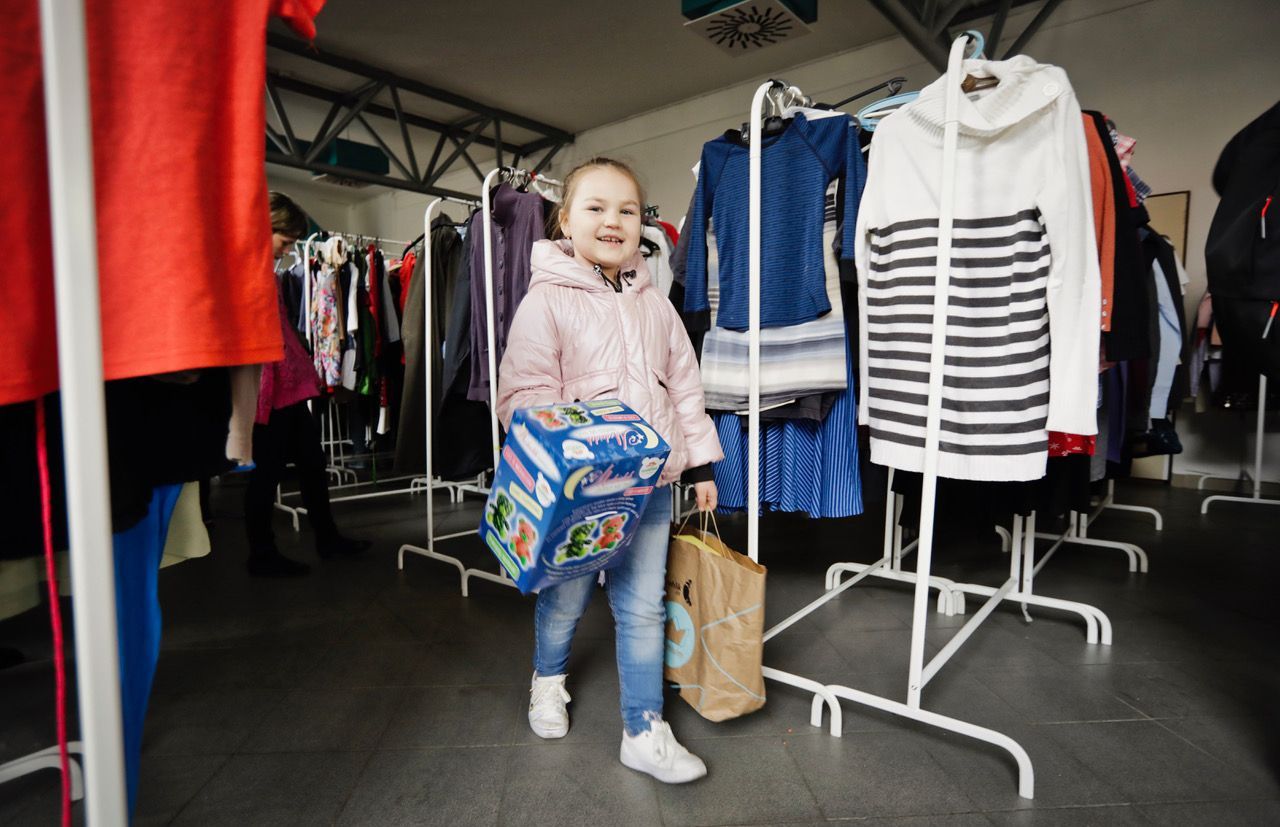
[907,55,1069,138]
[529,239,653,293]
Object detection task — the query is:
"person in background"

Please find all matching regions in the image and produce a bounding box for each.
[497,158,722,783]
[243,192,370,577]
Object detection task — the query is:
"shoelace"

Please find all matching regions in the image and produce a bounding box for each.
[648,720,678,763]
[530,680,570,709]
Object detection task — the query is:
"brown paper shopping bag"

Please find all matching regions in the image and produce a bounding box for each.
[663,513,767,721]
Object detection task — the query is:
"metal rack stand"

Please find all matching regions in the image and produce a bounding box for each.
[397,179,514,596]
[1202,375,1279,513]
[741,38,1120,795]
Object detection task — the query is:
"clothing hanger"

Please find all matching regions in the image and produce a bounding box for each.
[856,91,918,131]
[738,83,795,142]
[958,29,999,94]
[821,76,907,111]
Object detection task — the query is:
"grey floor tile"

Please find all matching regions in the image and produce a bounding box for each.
[854,816,994,826]
[924,723,1125,811]
[1100,661,1253,719]
[161,608,349,651]
[408,638,534,687]
[499,741,661,826]
[328,600,431,646]
[763,632,857,684]
[970,665,1148,724]
[785,729,977,819]
[986,804,1153,825]
[1152,715,1280,797]
[299,642,429,689]
[788,732,977,824]
[0,772,84,827]
[380,685,523,748]
[142,688,283,756]
[915,670,1026,731]
[337,747,509,826]
[150,646,327,695]
[1136,799,1280,826]
[171,751,369,826]
[653,736,821,826]
[241,687,404,752]
[1038,719,1270,803]
[820,628,940,679]
[923,624,1064,673]
[134,754,231,827]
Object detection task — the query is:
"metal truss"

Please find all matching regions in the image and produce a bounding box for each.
[265,33,574,199]
[866,0,1064,71]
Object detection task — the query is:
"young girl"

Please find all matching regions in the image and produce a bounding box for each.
[497,158,722,783]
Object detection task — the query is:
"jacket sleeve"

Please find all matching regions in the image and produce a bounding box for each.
[1039,89,1102,435]
[661,299,724,468]
[495,286,564,429]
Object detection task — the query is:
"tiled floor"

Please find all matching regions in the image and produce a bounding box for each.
[2,478,1278,825]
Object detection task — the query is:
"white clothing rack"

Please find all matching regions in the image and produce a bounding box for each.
[742,39,1119,796]
[1201,375,1280,513]
[270,230,450,527]
[399,179,517,596]
[10,0,130,821]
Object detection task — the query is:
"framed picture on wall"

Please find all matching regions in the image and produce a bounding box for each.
[1143,190,1191,265]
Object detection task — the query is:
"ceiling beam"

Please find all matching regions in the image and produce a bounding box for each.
[267,151,480,201]
[1001,0,1065,58]
[268,33,573,144]
[867,0,1061,69]
[866,0,951,71]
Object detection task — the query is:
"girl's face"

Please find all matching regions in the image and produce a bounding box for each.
[560,166,642,276]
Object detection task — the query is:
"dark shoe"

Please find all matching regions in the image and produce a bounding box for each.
[247,551,311,577]
[316,535,372,559]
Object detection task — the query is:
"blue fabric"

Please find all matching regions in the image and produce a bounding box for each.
[533,493,674,736]
[113,483,182,817]
[683,113,865,331]
[712,335,863,519]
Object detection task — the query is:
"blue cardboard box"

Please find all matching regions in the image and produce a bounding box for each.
[480,399,671,594]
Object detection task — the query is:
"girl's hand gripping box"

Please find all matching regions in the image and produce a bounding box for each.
[479,399,670,594]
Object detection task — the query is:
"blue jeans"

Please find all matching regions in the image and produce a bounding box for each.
[533,492,673,735]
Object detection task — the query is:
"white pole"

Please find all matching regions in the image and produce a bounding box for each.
[302,232,320,346]
[481,169,503,471]
[36,0,129,822]
[1254,375,1267,499]
[746,81,777,563]
[423,199,442,550]
[907,35,969,709]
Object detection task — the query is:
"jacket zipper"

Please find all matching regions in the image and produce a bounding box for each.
[1262,196,1273,239]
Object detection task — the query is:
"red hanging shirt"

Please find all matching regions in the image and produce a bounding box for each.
[2,0,324,407]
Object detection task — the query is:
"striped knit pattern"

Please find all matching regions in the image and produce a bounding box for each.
[864,208,1053,481]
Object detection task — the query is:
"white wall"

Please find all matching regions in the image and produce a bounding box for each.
[348,0,1280,481]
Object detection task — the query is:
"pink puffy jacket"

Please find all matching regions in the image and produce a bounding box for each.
[497,239,723,486]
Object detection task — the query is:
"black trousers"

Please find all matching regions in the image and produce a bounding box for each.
[245,401,338,555]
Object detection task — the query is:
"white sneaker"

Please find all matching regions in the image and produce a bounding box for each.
[619,719,708,783]
[528,673,570,739]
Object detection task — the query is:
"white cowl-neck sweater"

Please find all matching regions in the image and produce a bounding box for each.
[854,55,1101,483]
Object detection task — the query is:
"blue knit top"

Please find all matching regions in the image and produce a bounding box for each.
[683,113,864,330]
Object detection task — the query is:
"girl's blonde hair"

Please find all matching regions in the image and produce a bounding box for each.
[551,157,648,239]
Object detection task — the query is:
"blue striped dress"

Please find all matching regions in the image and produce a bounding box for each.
[712,332,862,519]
